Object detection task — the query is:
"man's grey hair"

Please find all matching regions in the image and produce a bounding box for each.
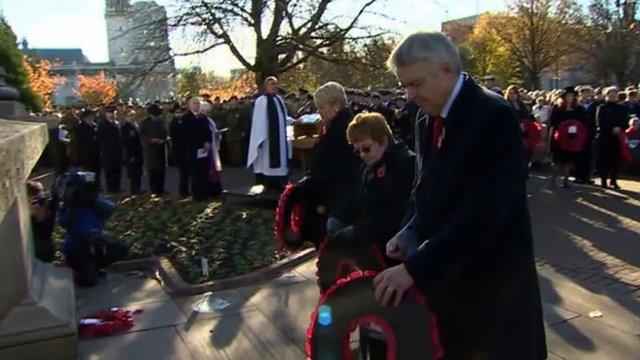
[387,31,462,74]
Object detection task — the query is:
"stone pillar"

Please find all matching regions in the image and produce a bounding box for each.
[0,68,77,359]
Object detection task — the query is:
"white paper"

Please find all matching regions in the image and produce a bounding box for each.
[197,148,208,159]
[568,126,577,134]
[201,257,209,277]
[79,319,102,325]
[299,113,321,123]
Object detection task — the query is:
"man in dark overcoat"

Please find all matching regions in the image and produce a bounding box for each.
[96,105,122,192]
[181,96,212,201]
[373,31,547,360]
[121,108,144,195]
[139,104,168,195]
[74,109,101,187]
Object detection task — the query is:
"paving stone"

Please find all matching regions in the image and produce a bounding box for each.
[542,303,580,326]
[294,259,318,280]
[246,280,320,349]
[546,317,640,360]
[79,327,193,360]
[76,273,169,312]
[177,309,305,360]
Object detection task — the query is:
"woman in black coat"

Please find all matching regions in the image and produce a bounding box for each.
[297,81,362,240]
[548,86,586,188]
[331,112,415,261]
[505,85,535,178]
[596,86,629,189]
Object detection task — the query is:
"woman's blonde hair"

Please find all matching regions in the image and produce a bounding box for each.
[314,81,348,108]
[346,112,393,145]
[504,85,520,101]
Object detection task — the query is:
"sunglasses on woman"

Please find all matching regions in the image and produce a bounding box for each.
[354,146,371,156]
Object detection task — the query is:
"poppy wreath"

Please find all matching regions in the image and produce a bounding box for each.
[618,132,634,164]
[316,237,387,294]
[305,270,444,360]
[553,119,588,153]
[275,183,326,251]
[79,308,143,338]
[522,119,542,152]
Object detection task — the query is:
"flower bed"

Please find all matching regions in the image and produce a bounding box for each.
[54,195,289,284]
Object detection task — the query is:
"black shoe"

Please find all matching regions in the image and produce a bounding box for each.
[573,179,585,185]
[611,182,621,190]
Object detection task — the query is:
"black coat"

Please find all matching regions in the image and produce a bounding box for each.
[596,102,629,163]
[337,141,415,255]
[404,76,546,359]
[169,115,187,168]
[182,111,212,173]
[75,121,100,169]
[121,122,143,167]
[97,119,123,170]
[306,107,362,221]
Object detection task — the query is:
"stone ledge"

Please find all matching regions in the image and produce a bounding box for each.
[156,248,317,296]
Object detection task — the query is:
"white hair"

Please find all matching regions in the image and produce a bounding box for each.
[313,81,348,108]
[200,101,211,114]
[387,31,462,74]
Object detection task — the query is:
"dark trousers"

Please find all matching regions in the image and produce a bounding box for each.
[179,165,190,196]
[148,168,166,195]
[104,167,121,192]
[127,163,143,194]
[191,171,209,201]
[574,139,593,182]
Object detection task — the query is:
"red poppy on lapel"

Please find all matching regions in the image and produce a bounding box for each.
[376,165,386,178]
[322,123,328,135]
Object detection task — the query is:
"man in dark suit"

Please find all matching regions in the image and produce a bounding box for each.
[74,110,101,187]
[181,96,212,201]
[121,108,144,195]
[373,32,546,359]
[140,104,169,195]
[96,105,122,193]
[169,105,190,197]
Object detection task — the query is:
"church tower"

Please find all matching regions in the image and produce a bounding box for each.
[105,0,132,65]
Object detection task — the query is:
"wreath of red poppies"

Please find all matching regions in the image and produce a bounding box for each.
[553,119,588,153]
[522,119,542,152]
[274,183,307,251]
[305,270,444,360]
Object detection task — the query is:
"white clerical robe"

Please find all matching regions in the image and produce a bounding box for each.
[246,94,293,176]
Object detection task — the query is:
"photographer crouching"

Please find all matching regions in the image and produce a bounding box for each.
[56,171,129,287]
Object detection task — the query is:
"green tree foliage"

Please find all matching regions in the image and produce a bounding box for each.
[0,16,41,111]
[176,66,227,98]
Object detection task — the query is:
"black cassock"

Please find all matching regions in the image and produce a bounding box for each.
[400,76,547,359]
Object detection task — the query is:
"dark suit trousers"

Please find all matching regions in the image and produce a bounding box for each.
[574,138,593,181]
[148,168,166,195]
[179,165,190,196]
[104,168,121,192]
[127,163,143,194]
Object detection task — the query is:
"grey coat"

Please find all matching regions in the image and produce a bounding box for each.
[139,116,168,170]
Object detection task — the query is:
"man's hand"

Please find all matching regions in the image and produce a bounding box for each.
[613,126,621,135]
[373,264,415,307]
[204,142,212,152]
[386,236,405,261]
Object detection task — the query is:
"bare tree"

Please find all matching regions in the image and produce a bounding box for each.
[168,0,385,86]
[495,0,585,89]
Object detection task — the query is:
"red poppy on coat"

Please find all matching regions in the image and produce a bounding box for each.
[376,165,386,178]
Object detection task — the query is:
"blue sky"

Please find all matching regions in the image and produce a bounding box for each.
[1,0,508,75]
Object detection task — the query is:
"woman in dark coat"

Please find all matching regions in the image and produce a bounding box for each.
[548,86,586,188]
[505,85,535,179]
[331,112,415,260]
[297,81,362,240]
[596,86,629,189]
